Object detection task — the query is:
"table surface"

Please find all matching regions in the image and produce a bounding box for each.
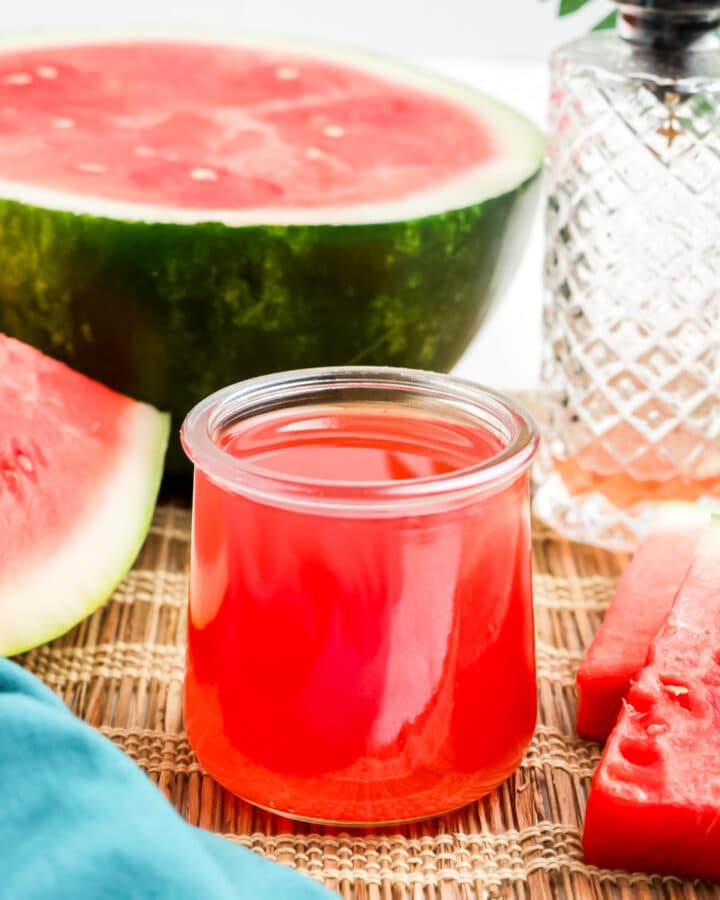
[19,502,719,899]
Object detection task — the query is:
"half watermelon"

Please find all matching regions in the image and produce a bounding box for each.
[0,31,543,471]
[0,335,169,657]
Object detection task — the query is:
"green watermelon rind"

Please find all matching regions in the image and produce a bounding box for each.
[0,175,539,474]
[2,404,170,658]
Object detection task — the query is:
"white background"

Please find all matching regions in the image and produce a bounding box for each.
[0,1,614,390]
[0,1,611,60]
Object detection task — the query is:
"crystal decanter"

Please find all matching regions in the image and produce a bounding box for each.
[535,0,720,548]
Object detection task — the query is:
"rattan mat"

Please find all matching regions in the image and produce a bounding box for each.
[17,504,720,899]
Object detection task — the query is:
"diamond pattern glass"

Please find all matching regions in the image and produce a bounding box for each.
[534,38,720,549]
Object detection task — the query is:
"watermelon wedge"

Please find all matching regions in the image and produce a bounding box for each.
[0,31,543,472]
[576,503,709,741]
[583,520,720,881]
[0,335,169,657]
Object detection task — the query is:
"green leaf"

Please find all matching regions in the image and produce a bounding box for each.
[558,0,592,15]
[593,10,618,29]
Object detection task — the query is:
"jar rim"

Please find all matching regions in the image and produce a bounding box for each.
[180,366,539,512]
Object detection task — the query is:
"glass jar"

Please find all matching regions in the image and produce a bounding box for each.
[181,366,538,825]
[535,0,720,549]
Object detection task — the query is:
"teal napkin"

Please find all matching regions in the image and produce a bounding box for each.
[0,659,334,899]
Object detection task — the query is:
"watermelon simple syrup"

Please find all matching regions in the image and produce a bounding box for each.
[181,368,539,825]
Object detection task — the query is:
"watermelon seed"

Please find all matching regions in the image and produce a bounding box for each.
[275,66,299,81]
[36,65,58,80]
[659,677,693,711]
[31,440,48,468]
[190,168,218,182]
[625,684,655,715]
[0,459,21,491]
[619,738,661,767]
[75,163,107,174]
[134,145,156,158]
[323,125,345,138]
[52,117,74,130]
[15,452,33,474]
[2,73,32,86]
[305,147,326,160]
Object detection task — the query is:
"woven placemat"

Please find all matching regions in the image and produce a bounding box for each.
[17,504,720,899]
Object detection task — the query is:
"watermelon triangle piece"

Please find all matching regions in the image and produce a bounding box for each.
[576,503,710,741]
[583,519,720,881]
[0,335,169,656]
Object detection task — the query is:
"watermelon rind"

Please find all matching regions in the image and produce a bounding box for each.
[0,29,544,473]
[653,501,716,530]
[1,404,170,658]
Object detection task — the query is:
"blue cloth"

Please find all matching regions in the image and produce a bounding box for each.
[0,659,334,899]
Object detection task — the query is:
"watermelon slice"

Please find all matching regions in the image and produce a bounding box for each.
[0,335,169,657]
[576,503,709,741]
[0,31,543,472]
[583,520,720,881]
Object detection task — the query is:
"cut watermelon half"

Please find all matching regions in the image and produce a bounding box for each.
[583,520,720,881]
[0,335,169,657]
[0,30,543,473]
[576,503,710,741]
[0,31,540,222]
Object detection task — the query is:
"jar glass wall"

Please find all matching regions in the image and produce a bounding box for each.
[182,367,538,825]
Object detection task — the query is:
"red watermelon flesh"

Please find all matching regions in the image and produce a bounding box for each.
[583,520,720,881]
[0,335,169,656]
[576,504,709,741]
[0,40,497,212]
